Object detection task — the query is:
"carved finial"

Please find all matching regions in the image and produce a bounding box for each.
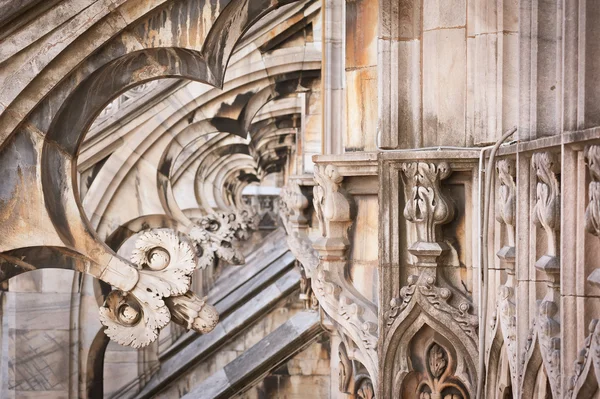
[164,291,219,334]
[100,229,197,348]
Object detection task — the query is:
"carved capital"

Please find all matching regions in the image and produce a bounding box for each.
[400,161,454,266]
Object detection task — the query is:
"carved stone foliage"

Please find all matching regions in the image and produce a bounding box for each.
[496,159,517,261]
[530,151,561,398]
[386,274,478,340]
[490,158,518,389]
[402,341,469,399]
[99,229,199,348]
[164,290,219,334]
[585,145,600,287]
[585,145,600,237]
[400,161,454,256]
[310,164,379,382]
[189,212,248,268]
[566,319,600,398]
[532,151,561,275]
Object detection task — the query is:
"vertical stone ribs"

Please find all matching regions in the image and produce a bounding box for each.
[567,144,600,398]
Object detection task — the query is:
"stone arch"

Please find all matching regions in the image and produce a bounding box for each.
[520,334,552,398]
[381,299,476,399]
[396,325,469,399]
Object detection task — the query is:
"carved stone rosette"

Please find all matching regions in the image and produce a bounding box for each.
[310,164,379,383]
[99,229,203,348]
[531,151,562,397]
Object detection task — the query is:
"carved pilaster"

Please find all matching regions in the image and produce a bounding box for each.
[585,145,600,286]
[531,151,562,397]
[382,156,478,398]
[400,161,454,266]
[494,159,518,388]
[311,164,379,383]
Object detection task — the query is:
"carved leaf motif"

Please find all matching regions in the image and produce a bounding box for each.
[496,159,516,228]
[100,228,197,348]
[400,161,454,243]
[165,290,219,334]
[532,152,561,234]
[585,145,600,236]
[428,344,448,378]
[338,342,352,393]
[99,290,170,348]
[189,212,247,266]
[356,380,375,399]
[130,229,196,297]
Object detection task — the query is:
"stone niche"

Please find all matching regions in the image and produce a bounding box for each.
[379,150,482,399]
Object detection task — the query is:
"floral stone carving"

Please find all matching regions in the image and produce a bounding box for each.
[99,228,199,348]
[585,145,600,287]
[400,161,454,266]
[531,151,562,398]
